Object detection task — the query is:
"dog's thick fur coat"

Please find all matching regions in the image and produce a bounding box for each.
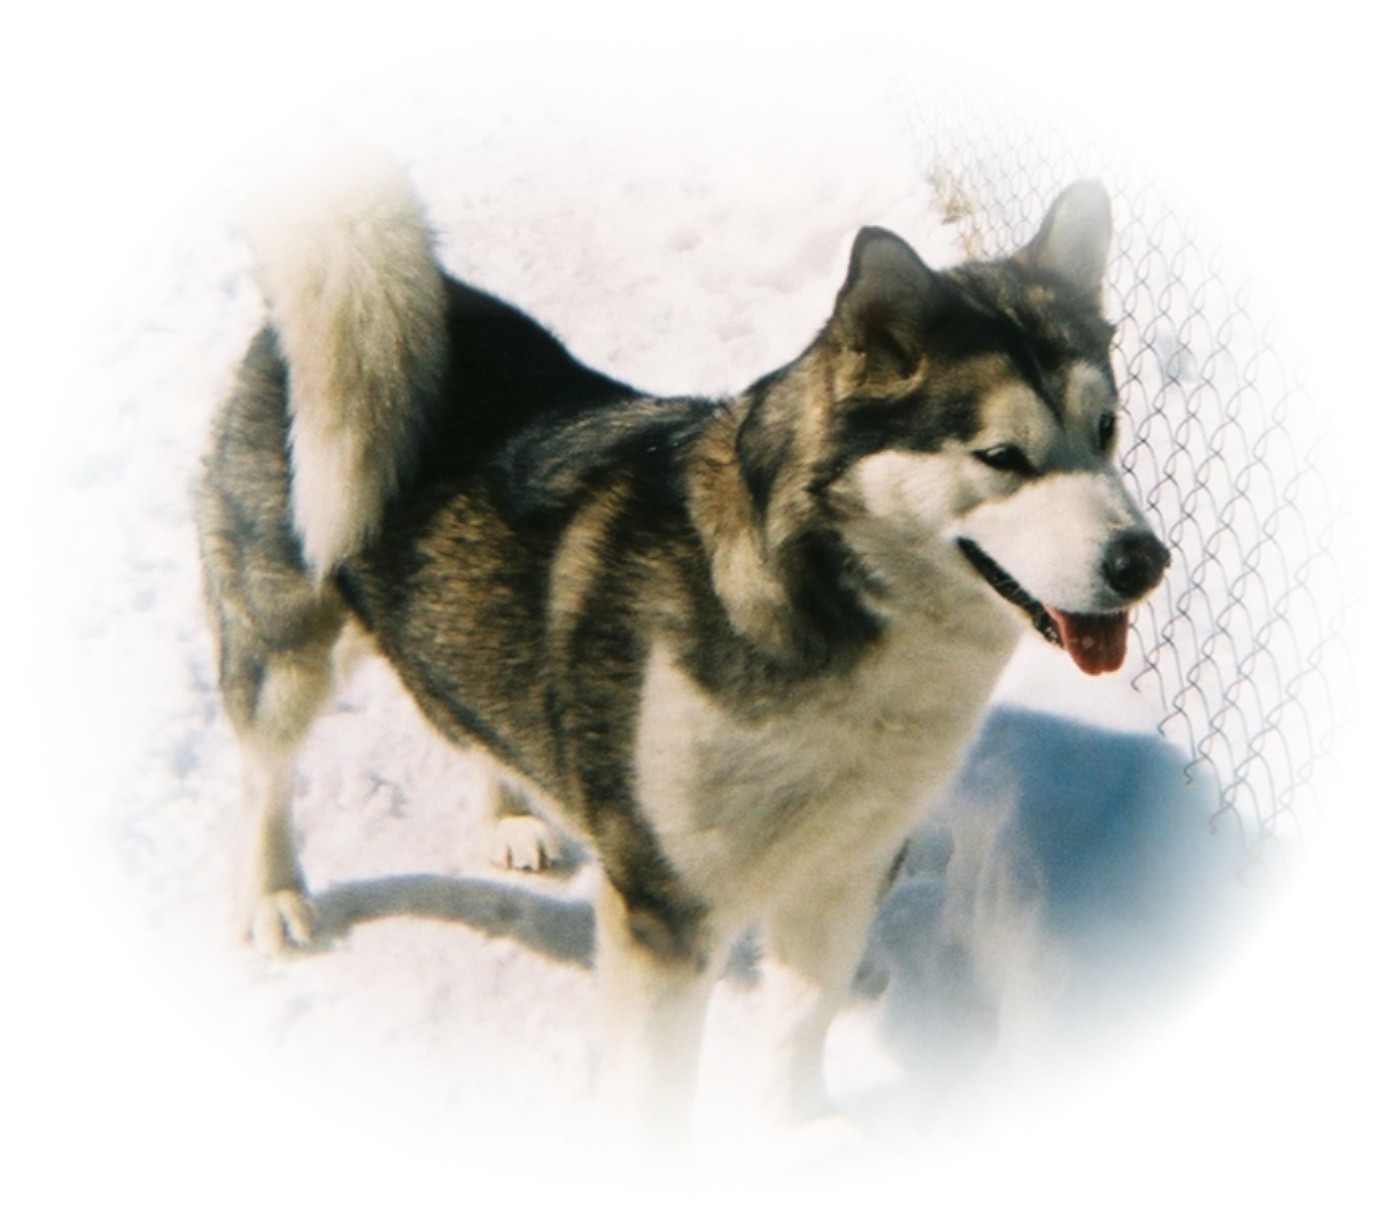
[197,156,1168,1138]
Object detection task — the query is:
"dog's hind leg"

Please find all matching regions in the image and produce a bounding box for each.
[233,637,339,953]
[209,581,345,954]
[238,739,315,952]
[197,320,353,953]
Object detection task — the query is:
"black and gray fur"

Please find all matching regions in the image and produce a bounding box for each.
[196,159,1168,1141]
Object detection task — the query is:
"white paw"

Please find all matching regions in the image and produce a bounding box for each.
[489,815,562,872]
[767,1113,870,1175]
[248,890,316,954]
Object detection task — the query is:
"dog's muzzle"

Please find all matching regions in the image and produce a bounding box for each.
[958,528,1171,676]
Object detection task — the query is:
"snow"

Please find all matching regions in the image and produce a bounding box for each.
[9,6,1371,1210]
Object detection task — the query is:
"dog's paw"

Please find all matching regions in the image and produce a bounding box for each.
[761,1112,871,1176]
[489,815,562,872]
[248,890,316,955]
[793,1112,868,1158]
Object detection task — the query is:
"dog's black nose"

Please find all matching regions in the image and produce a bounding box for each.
[1102,530,1170,600]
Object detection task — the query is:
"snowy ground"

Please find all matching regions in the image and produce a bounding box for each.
[11,9,1372,1211]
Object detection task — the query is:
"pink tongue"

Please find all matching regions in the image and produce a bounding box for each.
[1047,609,1130,676]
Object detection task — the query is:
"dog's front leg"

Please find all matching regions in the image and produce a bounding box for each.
[592,875,718,1153]
[759,858,893,1124]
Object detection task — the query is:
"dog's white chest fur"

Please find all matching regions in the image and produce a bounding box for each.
[634,615,1015,920]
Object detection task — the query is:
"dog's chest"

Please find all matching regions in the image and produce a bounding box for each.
[633,624,1011,908]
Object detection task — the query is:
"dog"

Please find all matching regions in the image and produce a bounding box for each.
[195,154,1169,1143]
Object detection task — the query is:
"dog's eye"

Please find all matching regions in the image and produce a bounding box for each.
[973,445,1037,477]
[1097,412,1118,452]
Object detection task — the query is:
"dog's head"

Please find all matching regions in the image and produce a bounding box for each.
[817,182,1169,674]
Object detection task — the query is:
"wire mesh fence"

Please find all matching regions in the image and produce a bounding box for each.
[898,89,1352,869]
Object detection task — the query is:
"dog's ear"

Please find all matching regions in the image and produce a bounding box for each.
[834,227,947,378]
[1017,181,1112,309]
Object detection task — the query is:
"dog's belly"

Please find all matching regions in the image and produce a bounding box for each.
[633,622,1015,919]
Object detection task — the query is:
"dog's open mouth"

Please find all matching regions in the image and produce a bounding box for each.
[957,539,1129,676]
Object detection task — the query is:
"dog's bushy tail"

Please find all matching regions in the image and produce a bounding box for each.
[245,148,447,578]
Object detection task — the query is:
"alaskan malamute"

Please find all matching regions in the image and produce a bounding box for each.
[196,155,1169,1141]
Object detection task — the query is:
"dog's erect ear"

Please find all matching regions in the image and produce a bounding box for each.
[1018,181,1112,308]
[834,227,947,378]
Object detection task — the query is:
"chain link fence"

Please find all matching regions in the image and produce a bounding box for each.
[898,90,1352,869]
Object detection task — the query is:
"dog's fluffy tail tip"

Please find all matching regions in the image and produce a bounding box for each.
[244,144,447,577]
[242,143,433,290]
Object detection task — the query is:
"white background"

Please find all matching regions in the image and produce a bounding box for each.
[7,4,1369,1208]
